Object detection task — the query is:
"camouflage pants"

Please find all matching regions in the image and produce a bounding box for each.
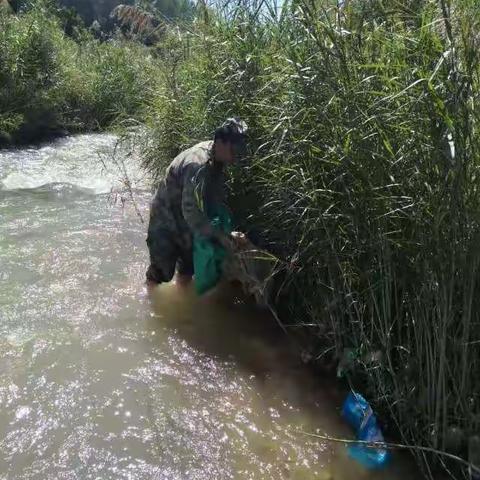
[146,226,194,283]
[146,183,194,283]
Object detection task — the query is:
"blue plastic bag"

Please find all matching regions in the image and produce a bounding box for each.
[342,391,391,470]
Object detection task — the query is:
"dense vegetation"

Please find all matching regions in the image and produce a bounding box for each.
[8,0,193,25]
[1,0,479,478]
[0,0,158,143]
[145,4,480,475]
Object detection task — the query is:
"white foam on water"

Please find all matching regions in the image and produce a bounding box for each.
[0,134,150,194]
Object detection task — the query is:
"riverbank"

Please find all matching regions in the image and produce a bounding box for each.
[2,1,479,478]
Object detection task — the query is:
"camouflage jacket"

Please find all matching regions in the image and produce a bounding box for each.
[149,141,227,248]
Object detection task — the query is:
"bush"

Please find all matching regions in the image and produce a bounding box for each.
[60,37,156,130]
[143,1,480,477]
[0,3,65,141]
[0,0,157,144]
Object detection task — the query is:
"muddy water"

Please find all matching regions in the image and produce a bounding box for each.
[0,135,417,479]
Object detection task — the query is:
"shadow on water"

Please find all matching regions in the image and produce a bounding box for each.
[148,282,326,397]
[146,282,420,480]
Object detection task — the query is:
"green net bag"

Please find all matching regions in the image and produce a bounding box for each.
[193,206,233,295]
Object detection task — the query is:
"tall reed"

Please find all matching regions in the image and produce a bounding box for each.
[143,1,480,476]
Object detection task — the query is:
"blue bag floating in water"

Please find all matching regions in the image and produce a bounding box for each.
[342,391,391,470]
[193,206,233,296]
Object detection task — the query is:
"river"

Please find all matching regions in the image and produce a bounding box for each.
[0,134,417,479]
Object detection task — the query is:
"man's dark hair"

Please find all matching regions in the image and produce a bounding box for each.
[214,118,248,144]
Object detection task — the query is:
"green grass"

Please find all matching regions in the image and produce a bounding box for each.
[0,0,157,144]
[141,1,480,477]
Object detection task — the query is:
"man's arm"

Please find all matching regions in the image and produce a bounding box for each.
[182,165,224,241]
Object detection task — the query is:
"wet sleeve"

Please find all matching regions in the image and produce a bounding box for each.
[181,165,216,238]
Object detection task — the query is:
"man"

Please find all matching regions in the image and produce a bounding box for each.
[146,118,248,286]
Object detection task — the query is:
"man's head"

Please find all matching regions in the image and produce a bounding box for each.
[213,118,248,166]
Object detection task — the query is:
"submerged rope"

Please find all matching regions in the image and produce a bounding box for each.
[295,429,480,474]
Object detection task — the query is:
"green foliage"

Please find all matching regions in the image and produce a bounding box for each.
[0,2,65,141]
[59,37,155,129]
[51,0,193,28]
[136,0,193,21]
[142,0,480,477]
[0,0,156,143]
[0,0,12,12]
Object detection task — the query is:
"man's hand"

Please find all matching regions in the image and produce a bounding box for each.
[230,231,248,247]
[217,231,247,250]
